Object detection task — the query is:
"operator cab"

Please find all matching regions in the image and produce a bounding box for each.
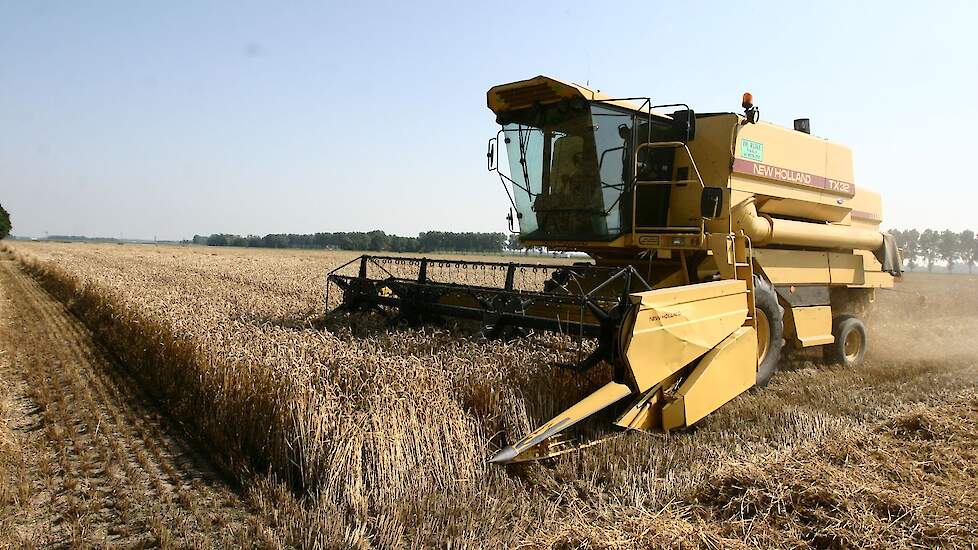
[488,76,688,243]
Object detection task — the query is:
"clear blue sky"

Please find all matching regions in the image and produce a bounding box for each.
[2,1,976,239]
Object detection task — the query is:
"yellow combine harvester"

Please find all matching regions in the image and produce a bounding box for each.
[328,75,901,464]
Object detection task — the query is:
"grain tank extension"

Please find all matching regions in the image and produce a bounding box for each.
[328,76,901,464]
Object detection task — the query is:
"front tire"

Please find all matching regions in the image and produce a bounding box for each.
[754,275,784,387]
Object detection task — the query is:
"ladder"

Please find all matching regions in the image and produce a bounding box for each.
[732,232,757,330]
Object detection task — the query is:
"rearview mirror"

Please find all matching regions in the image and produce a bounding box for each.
[487,137,497,171]
[700,187,724,219]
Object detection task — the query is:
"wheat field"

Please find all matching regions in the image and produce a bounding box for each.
[3,240,977,548]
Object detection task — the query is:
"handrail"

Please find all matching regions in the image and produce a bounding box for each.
[630,141,708,244]
[632,142,706,190]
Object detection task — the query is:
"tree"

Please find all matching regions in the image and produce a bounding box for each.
[918,229,939,272]
[938,229,959,273]
[389,235,418,253]
[0,203,10,239]
[506,234,521,251]
[206,234,230,246]
[340,233,371,251]
[367,230,390,252]
[962,229,978,274]
[195,229,508,253]
[900,228,920,270]
[261,234,289,248]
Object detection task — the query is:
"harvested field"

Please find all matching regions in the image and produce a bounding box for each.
[2,240,977,548]
[0,253,279,547]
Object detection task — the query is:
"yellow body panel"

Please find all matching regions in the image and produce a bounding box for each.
[786,305,835,347]
[753,249,871,287]
[737,121,853,185]
[828,252,865,285]
[855,271,895,289]
[733,121,856,220]
[753,249,832,284]
[624,280,748,391]
[848,188,884,227]
[661,326,757,430]
[858,249,884,272]
[614,385,665,431]
[493,280,753,463]
[490,381,633,464]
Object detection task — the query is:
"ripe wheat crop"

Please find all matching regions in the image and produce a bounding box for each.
[5,241,978,549]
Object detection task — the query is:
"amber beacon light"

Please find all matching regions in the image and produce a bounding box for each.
[741,92,753,109]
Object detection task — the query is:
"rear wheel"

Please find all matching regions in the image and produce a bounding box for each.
[754,275,784,387]
[824,315,867,367]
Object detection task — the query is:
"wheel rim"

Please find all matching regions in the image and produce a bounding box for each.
[844,328,863,362]
[756,308,771,365]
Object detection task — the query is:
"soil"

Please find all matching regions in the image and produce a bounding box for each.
[0,255,264,548]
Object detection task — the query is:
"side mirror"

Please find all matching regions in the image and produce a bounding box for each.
[487,137,497,171]
[700,187,724,219]
[671,109,696,141]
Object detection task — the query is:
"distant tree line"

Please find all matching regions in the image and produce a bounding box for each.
[192,230,510,253]
[891,229,978,273]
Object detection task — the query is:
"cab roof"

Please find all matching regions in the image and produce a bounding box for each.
[487,75,671,119]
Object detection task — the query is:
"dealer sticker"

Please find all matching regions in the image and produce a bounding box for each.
[740,138,764,161]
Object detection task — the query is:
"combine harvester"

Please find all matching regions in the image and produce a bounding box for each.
[327,76,902,464]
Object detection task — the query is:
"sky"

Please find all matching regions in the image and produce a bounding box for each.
[2,1,977,240]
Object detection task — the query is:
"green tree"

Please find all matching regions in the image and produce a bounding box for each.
[901,228,920,270]
[0,203,10,239]
[206,234,231,246]
[261,234,289,248]
[340,233,371,250]
[367,230,390,252]
[919,229,939,272]
[962,229,978,274]
[938,229,959,273]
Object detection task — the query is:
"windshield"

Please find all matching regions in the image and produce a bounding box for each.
[501,102,634,241]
